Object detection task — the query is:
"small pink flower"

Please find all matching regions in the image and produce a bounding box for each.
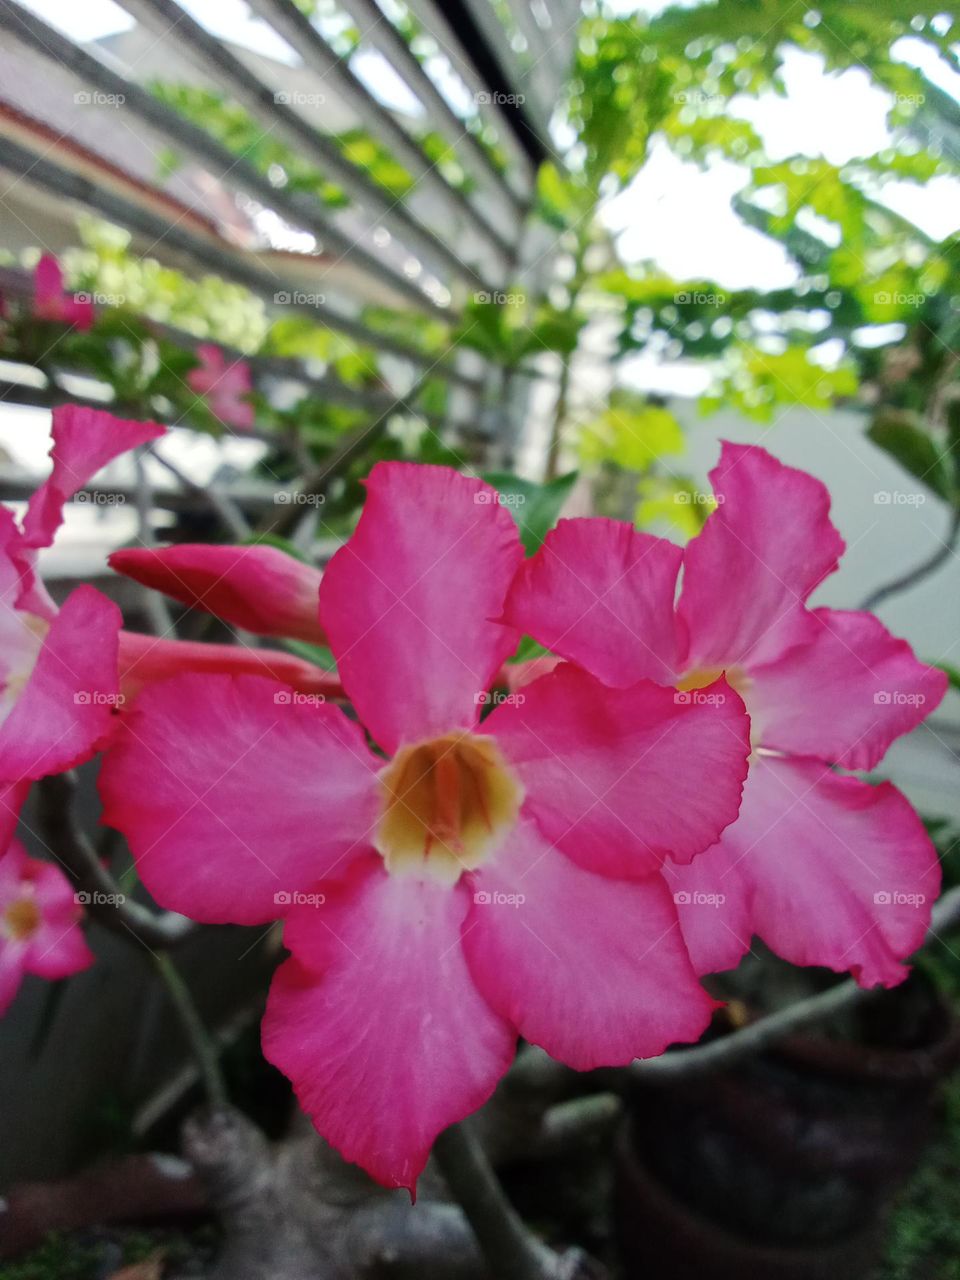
[32,255,95,330]
[0,835,93,1016]
[0,406,164,793]
[504,442,948,989]
[99,462,753,1191]
[188,344,255,432]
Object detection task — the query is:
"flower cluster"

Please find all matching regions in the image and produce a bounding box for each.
[96,447,943,1191]
[0,406,945,1195]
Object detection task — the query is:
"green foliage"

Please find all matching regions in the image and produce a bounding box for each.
[483,470,579,554]
[455,294,587,367]
[701,344,859,422]
[635,473,715,539]
[149,82,349,207]
[579,398,685,470]
[868,412,956,502]
[876,1075,960,1280]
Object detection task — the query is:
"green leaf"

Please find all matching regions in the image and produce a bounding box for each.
[934,661,960,691]
[280,638,338,671]
[867,412,953,501]
[242,531,313,564]
[508,634,551,664]
[483,470,578,554]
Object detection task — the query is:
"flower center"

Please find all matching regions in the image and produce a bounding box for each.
[0,612,49,725]
[677,666,760,748]
[375,732,522,884]
[676,665,750,696]
[3,897,41,942]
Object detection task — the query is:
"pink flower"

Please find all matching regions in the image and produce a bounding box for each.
[0,406,164,794]
[503,442,948,989]
[32,255,95,330]
[0,833,94,1015]
[99,462,752,1190]
[187,344,255,432]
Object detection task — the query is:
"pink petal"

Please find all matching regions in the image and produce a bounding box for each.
[117,630,341,702]
[22,405,165,551]
[748,608,948,770]
[463,820,715,1069]
[99,673,381,924]
[110,545,325,644]
[0,945,25,1015]
[501,518,683,687]
[0,780,29,850]
[264,856,515,1191]
[0,506,53,619]
[33,254,64,311]
[487,663,750,878]
[0,586,121,782]
[188,344,225,390]
[678,443,845,671]
[26,920,93,980]
[665,756,939,988]
[319,463,523,754]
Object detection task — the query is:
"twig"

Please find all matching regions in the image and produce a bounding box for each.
[36,772,195,950]
[260,370,437,538]
[432,1120,560,1280]
[149,443,251,541]
[133,445,177,635]
[860,505,960,610]
[512,885,960,1092]
[153,950,229,1110]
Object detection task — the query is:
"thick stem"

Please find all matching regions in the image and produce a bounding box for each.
[860,505,960,610]
[433,1120,556,1280]
[153,950,229,1111]
[545,354,573,482]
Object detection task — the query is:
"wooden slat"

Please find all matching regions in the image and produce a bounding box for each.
[0,0,454,321]
[113,0,498,291]
[244,0,515,264]
[0,134,482,383]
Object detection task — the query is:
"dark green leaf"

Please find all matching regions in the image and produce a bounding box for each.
[483,471,578,554]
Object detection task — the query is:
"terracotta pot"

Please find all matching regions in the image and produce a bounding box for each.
[614,972,960,1279]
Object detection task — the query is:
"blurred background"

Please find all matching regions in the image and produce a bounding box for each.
[0,1,958,1277]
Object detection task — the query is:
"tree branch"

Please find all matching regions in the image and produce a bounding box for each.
[860,505,960,611]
